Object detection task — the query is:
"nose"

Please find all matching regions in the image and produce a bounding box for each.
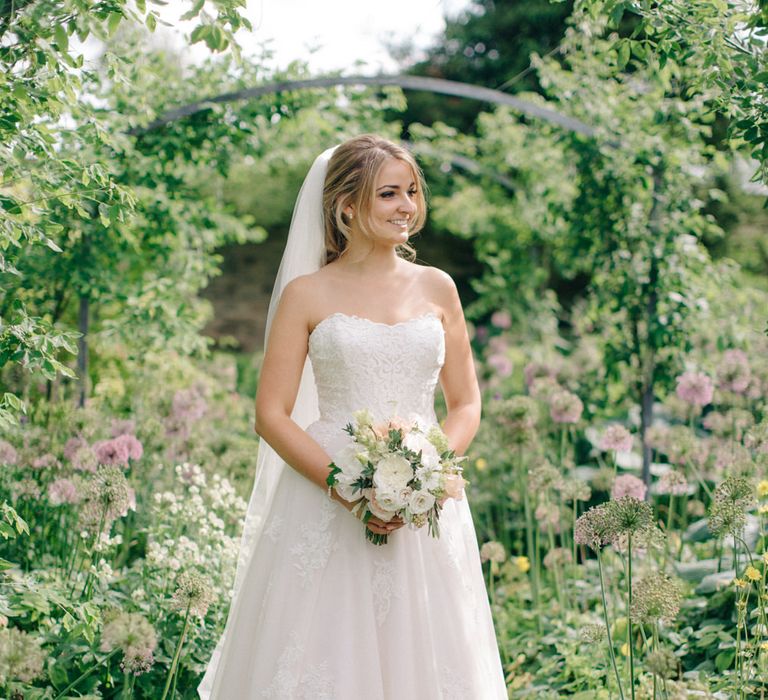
[399,196,417,215]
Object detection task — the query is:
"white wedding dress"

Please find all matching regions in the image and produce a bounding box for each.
[200,311,507,699]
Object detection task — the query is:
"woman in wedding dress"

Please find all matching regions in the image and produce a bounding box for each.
[199,135,507,699]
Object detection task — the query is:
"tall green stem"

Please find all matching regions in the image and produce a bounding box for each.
[627,532,635,700]
[53,649,120,699]
[160,605,192,700]
[597,551,626,700]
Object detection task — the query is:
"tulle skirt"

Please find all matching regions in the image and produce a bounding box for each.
[199,422,507,699]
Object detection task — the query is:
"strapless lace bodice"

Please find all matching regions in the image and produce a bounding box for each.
[305,312,445,449]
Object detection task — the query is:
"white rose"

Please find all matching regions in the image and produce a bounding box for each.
[403,433,440,470]
[408,489,436,515]
[376,486,411,511]
[368,490,397,522]
[373,454,413,493]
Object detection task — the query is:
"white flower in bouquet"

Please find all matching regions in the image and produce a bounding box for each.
[365,488,398,522]
[373,454,413,493]
[403,432,440,469]
[332,443,368,502]
[415,465,441,491]
[408,489,436,515]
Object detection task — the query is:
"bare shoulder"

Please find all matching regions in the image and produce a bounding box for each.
[277,272,325,329]
[415,264,461,314]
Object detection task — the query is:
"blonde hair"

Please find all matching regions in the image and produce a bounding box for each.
[322,134,427,264]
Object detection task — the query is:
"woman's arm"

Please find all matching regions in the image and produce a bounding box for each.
[253,276,400,534]
[253,276,334,492]
[428,268,482,456]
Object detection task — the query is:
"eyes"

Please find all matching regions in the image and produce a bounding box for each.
[380,189,418,199]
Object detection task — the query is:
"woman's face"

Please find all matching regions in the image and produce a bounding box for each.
[351,157,419,245]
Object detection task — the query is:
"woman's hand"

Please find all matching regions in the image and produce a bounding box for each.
[330,489,406,535]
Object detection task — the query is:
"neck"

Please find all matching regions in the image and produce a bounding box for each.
[336,238,403,275]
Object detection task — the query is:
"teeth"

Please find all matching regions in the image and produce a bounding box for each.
[390,220,408,225]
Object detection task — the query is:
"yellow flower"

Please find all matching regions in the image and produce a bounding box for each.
[761,642,768,652]
[733,578,748,589]
[745,566,762,582]
[760,504,768,515]
[762,552,768,565]
[758,480,768,498]
[620,643,630,657]
[475,458,488,472]
[514,556,531,574]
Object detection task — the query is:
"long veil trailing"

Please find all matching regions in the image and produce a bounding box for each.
[198,146,336,698]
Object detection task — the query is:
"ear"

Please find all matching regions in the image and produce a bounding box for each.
[344,204,355,220]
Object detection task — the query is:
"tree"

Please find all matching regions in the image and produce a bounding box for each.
[0,0,251,426]
[413,13,729,484]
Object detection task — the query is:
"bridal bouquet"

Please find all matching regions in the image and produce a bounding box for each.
[326,409,468,545]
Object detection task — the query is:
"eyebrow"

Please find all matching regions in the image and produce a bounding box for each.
[376,182,416,190]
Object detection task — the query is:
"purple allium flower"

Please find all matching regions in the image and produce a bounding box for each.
[0,440,18,466]
[93,439,130,468]
[675,371,714,407]
[48,478,81,505]
[487,353,513,377]
[64,436,89,461]
[599,425,633,453]
[114,434,143,461]
[549,390,584,424]
[110,419,137,438]
[656,470,689,496]
[524,362,558,389]
[717,349,750,394]
[31,453,60,470]
[574,503,612,550]
[172,389,207,424]
[488,335,509,355]
[490,310,512,329]
[611,474,647,501]
[100,612,157,676]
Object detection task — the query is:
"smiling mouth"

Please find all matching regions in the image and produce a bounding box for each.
[389,219,409,226]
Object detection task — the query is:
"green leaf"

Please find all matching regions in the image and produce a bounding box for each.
[715,649,735,671]
[190,24,211,46]
[0,557,16,570]
[53,23,68,52]
[107,13,123,36]
[617,40,631,70]
[146,12,157,32]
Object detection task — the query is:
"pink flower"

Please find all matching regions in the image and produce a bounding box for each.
[93,439,130,468]
[611,474,647,501]
[63,436,89,461]
[656,471,689,496]
[675,372,714,407]
[717,349,750,394]
[110,419,136,438]
[70,446,98,473]
[114,434,143,461]
[487,353,513,377]
[31,453,60,470]
[443,474,467,501]
[172,389,207,423]
[549,391,584,424]
[488,336,508,354]
[490,310,512,329]
[0,440,18,466]
[48,478,81,505]
[524,362,558,389]
[599,425,633,452]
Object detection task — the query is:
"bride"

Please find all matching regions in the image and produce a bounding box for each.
[198,134,507,698]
